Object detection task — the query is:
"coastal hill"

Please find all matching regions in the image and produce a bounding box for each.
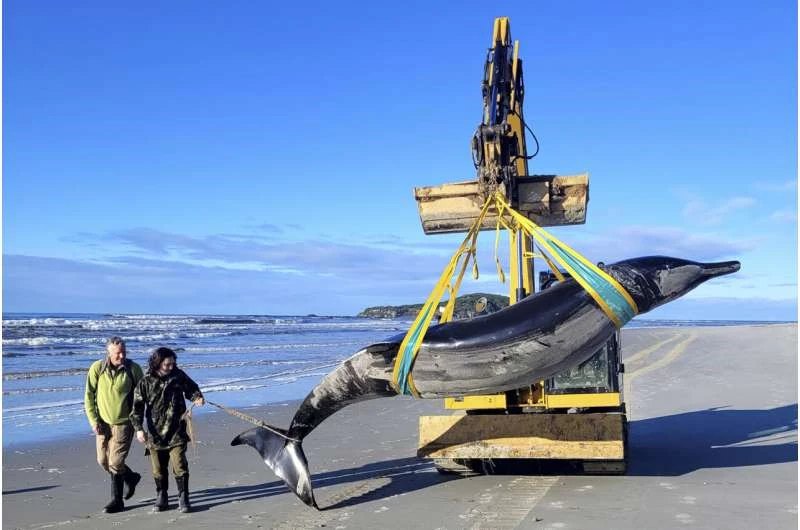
[358,293,509,319]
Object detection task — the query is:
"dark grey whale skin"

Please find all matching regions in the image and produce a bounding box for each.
[232,256,740,508]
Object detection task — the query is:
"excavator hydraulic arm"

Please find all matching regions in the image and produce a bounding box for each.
[413,17,588,235]
[472,17,529,201]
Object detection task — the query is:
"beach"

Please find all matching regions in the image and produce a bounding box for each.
[3,323,797,529]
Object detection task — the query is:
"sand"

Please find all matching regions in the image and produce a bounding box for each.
[3,324,797,530]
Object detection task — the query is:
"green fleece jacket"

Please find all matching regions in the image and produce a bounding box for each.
[84,358,144,427]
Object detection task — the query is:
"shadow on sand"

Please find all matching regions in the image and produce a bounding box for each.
[2,485,60,495]
[187,404,797,510]
[627,403,797,475]
[188,456,452,512]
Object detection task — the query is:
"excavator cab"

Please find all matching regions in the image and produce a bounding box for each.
[539,270,624,404]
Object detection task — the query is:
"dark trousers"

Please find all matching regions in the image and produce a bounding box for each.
[149,443,189,479]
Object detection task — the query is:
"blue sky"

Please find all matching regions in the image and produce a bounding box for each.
[3,1,797,320]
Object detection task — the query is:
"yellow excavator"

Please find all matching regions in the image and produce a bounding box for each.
[414,17,627,474]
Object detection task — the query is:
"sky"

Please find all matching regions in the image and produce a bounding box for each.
[3,1,798,320]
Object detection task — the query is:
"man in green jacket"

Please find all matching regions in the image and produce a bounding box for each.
[84,336,144,513]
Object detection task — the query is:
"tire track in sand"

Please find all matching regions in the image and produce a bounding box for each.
[624,332,697,414]
[459,476,559,529]
[623,333,686,367]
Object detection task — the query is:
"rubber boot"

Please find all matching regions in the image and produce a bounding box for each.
[123,465,141,500]
[152,477,169,512]
[103,473,125,513]
[176,474,191,513]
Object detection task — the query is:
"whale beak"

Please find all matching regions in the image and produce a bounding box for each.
[700,260,741,279]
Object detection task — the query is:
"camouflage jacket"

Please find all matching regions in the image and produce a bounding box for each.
[130,368,203,449]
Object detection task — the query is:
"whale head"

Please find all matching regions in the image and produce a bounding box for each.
[606,256,740,314]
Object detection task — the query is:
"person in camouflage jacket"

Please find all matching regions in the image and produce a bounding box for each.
[131,347,204,513]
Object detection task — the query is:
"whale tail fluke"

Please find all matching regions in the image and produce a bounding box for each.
[231,426,318,509]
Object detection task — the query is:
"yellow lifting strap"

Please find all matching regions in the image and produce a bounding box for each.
[391,198,493,397]
[492,192,638,327]
[391,192,638,397]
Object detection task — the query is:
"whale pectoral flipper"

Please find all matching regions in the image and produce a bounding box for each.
[231,427,318,509]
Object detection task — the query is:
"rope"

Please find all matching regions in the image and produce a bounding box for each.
[206,400,300,443]
[181,403,198,459]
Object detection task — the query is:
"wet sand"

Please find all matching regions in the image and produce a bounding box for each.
[3,324,797,529]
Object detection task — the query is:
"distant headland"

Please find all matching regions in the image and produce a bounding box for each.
[358,293,509,319]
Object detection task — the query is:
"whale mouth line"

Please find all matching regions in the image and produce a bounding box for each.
[701,260,741,279]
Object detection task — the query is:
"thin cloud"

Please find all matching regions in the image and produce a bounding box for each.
[7,253,794,319]
[25,218,767,315]
[71,222,754,280]
[241,222,285,233]
[106,228,199,255]
[770,210,797,223]
[2,253,454,314]
[681,195,757,225]
[64,227,454,283]
[555,225,752,264]
[754,179,798,192]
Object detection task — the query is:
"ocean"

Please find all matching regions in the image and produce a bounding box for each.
[1,312,788,448]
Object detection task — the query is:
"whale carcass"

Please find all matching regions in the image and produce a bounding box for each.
[232,256,740,508]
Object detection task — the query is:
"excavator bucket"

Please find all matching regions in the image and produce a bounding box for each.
[414,174,588,234]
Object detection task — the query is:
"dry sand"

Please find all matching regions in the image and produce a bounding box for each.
[3,324,797,529]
